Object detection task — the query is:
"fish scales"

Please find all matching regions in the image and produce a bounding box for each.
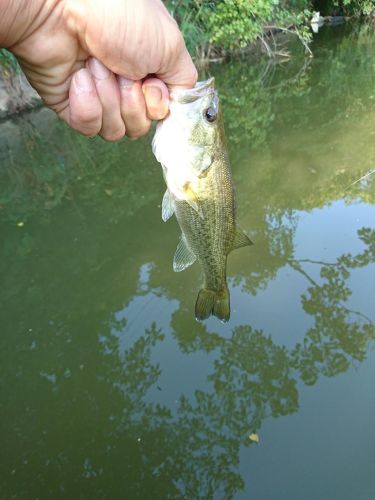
[174,149,234,291]
[152,78,252,322]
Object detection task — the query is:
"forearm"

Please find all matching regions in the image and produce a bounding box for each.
[0,0,51,48]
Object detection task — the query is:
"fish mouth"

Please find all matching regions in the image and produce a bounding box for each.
[170,77,215,104]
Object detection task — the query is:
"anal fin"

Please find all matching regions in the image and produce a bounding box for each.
[173,236,197,272]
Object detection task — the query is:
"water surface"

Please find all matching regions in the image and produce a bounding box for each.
[1,24,374,499]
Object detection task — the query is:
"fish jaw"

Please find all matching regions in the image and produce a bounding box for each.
[152,77,219,205]
[169,77,216,103]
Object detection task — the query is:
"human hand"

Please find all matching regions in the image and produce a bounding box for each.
[2,0,197,141]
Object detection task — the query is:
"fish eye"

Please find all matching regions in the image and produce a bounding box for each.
[204,106,217,123]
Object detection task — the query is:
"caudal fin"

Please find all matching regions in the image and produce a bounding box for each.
[195,286,230,322]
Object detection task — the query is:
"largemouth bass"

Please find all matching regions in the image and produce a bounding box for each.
[152,78,252,322]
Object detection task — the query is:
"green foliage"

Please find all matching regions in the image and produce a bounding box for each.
[324,0,375,17]
[207,0,277,50]
[166,0,312,58]
[165,0,375,60]
[314,0,375,16]
[333,0,375,16]
[166,0,211,57]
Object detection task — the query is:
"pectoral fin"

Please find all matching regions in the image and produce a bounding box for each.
[186,198,204,219]
[182,182,204,219]
[231,227,253,251]
[162,189,175,222]
[173,236,197,272]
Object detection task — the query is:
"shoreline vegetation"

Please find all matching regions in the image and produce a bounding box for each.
[166,0,375,62]
[1,20,375,225]
[0,0,374,118]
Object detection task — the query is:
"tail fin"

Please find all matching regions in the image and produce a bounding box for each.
[195,286,230,322]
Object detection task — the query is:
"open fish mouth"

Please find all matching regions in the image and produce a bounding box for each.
[170,77,216,104]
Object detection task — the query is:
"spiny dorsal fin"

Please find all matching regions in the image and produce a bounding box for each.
[173,236,197,272]
[231,227,253,251]
[162,189,175,222]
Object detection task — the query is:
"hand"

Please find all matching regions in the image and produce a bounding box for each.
[3,0,197,141]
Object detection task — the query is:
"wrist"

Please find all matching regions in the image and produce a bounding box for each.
[0,0,49,48]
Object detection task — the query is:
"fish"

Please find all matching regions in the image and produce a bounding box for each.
[152,77,252,322]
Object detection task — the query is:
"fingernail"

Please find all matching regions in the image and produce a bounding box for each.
[144,85,162,106]
[74,69,95,94]
[88,57,110,80]
[118,76,134,89]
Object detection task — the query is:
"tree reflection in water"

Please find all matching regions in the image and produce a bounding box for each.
[96,227,374,498]
[1,23,375,499]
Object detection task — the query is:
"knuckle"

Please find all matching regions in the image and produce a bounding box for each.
[71,106,102,126]
[100,125,126,142]
[70,121,101,137]
[126,123,151,139]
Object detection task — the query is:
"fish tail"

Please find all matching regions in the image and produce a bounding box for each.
[195,286,230,323]
[213,286,230,322]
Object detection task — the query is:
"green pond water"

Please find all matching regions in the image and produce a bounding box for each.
[1,24,375,499]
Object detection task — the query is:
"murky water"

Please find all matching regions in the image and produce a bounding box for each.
[1,25,374,499]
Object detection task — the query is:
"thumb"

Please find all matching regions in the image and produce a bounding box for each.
[146,0,198,90]
[156,38,198,91]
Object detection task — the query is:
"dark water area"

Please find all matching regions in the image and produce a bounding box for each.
[0,24,374,499]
